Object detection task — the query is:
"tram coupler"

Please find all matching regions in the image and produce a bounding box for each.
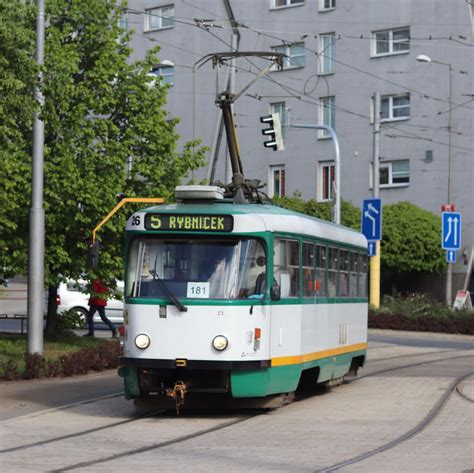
[166,381,190,414]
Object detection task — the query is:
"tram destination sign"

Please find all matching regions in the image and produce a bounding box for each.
[144,214,234,232]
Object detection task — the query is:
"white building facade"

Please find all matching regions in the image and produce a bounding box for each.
[125,0,474,297]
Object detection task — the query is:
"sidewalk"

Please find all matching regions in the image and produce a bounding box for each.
[368,328,474,342]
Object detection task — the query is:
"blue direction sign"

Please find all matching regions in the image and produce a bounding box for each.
[442,212,462,250]
[446,250,456,264]
[368,241,376,256]
[361,198,382,241]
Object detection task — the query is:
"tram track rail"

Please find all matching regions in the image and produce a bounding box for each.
[1,347,472,472]
[2,348,470,455]
[48,413,261,473]
[0,408,166,455]
[315,371,474,473]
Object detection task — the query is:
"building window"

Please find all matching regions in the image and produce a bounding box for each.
[270,102,287,140]
[319,0,336,11]
[318,96,335,137]
[269,165,285,198]
[319,161,335,201]
[372,27,410,56]
[272,42,305,70]
[272,0,304,8]
[145,5,175,31]
[151,63,175,85]
[319,33,336,74]
[118,12,129,30]
[380,93,410,121]
[379,160,410,187]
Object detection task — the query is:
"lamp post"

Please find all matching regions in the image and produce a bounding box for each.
[416,54,455,304]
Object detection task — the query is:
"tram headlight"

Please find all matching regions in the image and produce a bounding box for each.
[212,335,228,351]
[134,333,151,350]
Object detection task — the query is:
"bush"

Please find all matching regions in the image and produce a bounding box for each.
[273,192,360,230]
[370,293,474,334]
[0,339,121,380]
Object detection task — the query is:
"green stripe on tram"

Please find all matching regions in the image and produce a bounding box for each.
[230,349,367,397]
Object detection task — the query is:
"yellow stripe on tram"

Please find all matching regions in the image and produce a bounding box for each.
[271,342,368,367]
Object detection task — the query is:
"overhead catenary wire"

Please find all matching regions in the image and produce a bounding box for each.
[122,6,474,152]
[124,6,474,113]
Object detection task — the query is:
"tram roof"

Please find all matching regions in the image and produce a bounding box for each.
[131,202,367,248]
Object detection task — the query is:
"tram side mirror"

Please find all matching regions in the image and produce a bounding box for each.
[270,283,281,301]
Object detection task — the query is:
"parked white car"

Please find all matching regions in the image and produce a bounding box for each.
[56,279,124,324]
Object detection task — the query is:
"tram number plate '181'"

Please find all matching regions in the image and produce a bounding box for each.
[187,282,210,298]
[144,214,234,232]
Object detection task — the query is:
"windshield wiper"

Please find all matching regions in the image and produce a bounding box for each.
[149,270,188,312]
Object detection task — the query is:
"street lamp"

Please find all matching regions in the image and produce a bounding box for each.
[416,54,455,304]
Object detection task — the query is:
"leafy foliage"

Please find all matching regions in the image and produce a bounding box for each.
[369,294,474,334]
[274,195,445,274]
[273,192,361,230]
[0,0,207,333]
[0,1,37,280]
[381,201,445,273]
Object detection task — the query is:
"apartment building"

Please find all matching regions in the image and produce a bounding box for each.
[125,0,474,296]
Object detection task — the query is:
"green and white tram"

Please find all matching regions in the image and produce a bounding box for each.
[119,185,368,409]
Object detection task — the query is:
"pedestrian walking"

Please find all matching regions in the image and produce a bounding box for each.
[84,278,117,338]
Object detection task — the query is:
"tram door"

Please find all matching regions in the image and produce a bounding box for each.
[270,238,303,358]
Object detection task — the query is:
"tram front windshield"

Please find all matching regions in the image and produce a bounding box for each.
[126,237,267,300]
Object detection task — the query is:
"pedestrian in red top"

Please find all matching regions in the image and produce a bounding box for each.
[84,278,117,338]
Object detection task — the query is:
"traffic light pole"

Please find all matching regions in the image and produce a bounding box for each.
[289,124,341,225]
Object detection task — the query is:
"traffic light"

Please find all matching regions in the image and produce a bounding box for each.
[260,113,284,151]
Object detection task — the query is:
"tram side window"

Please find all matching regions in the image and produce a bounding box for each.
[315,244,328,296]
[274,238,300,298]
[338,249,349,297]
[349,252,359,297]
[359,253,368,297]
[328,247,338,297]
[303,241,315,297]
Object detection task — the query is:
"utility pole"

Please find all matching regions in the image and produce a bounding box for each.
[416,54,455,305]
[28,0,46,355]
[446,62,454,305]
[370,92,381,309]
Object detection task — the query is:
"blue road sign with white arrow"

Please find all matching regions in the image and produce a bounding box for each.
[442,212,462,250]
[368,241,376,256]
[446,250,456,264]
[361,198,382,241]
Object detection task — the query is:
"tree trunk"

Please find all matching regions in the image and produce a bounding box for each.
[45,285,58,337]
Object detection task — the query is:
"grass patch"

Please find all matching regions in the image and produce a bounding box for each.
[0,332,121,380]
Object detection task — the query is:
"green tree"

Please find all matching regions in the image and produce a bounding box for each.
[0,0,206,334]
[381,201,445,273]
[0,1,37,281]
[273,195,445,275]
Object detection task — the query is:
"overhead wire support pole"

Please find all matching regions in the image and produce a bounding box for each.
[371,92,381,309]
[289,124,341,225]
[28,0,46,355]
